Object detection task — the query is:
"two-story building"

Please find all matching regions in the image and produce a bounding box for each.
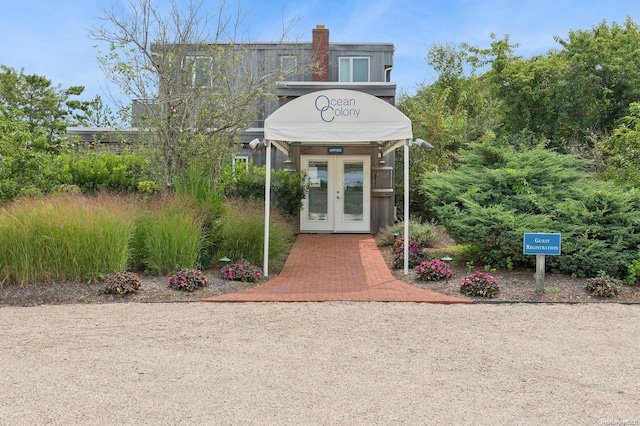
[69,25,416,235]
[237,25,413,235]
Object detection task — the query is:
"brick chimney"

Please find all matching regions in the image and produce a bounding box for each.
[312,24,329,82]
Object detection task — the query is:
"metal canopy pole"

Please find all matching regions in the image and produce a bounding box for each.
[404,139,410,275]
[263,140,271,277]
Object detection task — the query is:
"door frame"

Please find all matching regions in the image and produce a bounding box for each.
[300,155,370,233]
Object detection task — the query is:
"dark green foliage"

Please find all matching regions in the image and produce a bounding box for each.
[422,143,640,278]
[460,271,500,298]
[167,268,208,292]
[585,274,621,298]
[64,151,151,194]
[222,163,267,201]
[0,65,102,145]
[272,169,308,218]
[0,118,72,202]
[549,181,640,278]
[626,253,640,285]
[221,163,307,218]
[598,102,640,187]
[102,271,142,295]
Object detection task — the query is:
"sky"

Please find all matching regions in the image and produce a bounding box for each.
[1,0,639,113]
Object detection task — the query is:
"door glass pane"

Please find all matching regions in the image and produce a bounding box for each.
[307,161,328,221]
[343,161,364,221]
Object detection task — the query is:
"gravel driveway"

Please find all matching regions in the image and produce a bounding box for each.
[1,302,638,425]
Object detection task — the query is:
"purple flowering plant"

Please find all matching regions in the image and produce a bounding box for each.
[221,260,263,283]
[391,237,424,269]
[460,271,500,298]
[167,268,208,292]
[415,259,453,281]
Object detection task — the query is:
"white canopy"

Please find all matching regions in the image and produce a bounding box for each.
[260,88,416,278]
[264,89,412,154]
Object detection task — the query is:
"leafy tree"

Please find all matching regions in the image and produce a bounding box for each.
[0,65,104,147]
[597,102,640,186]
[0,117,71,202]
[397,41,500,218]
[555,18,640,139]
[90,0,305,188]
[490,18,640,153]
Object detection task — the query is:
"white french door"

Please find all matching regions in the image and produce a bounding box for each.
[301,155,370,233]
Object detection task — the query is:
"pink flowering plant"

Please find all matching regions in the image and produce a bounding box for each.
[460,271,500,298]
[415,259,453,281]
[391,237,425,269]
[167,268,208,292]
[221,259,263,283]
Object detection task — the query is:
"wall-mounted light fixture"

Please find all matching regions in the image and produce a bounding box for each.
[411,138,434,151]
[249,138,266,149]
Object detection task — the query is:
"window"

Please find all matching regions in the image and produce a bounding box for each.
[279,55,298,76]
[339,57,370,82]
[232,155,250,172]
[280,55,298,74]
[187,56,213,87]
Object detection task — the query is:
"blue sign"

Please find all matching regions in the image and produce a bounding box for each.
[523,233,561,256]
[327,146,343,155]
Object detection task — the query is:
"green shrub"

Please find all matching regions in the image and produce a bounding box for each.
[173,161,224,268]
[585,274,621,298]
[102,271,142,295]
[217,198,294,268]
[221,163,307,218]
[626,253,640,285]
[221,163,266,200]
[167,268,208,292]
[376,220,435,247]
[272,170,307,218]
[0,193,135,285]
[460,271,500,298]
[422,144,640,278]
[64,151,151,194]
[131,195,205,275]
[0,120,72,203]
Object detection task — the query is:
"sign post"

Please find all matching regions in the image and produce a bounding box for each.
[523,233,561,293]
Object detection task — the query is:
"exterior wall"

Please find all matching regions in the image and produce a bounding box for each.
[68,26,399,234]
[66,127,142,153]
[328,44,394,83]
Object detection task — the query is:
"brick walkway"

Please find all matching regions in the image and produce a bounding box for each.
[203,234,471,303]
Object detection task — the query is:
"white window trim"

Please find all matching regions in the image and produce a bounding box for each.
[232,155,250,172]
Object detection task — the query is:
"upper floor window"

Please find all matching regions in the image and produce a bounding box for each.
[279,55,298,76]
[339,57,370,82]
[187,56,213,87]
